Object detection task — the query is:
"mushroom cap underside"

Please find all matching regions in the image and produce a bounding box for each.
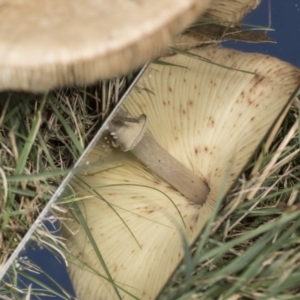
[0,0,210,92]
[64,47,300,299]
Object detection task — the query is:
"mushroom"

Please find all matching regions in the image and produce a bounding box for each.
[0,0,210,92]
[204,0,261,23]
[64,47,300,300]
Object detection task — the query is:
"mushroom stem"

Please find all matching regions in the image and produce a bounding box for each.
[109,110,209,204]
[131,132,209,204]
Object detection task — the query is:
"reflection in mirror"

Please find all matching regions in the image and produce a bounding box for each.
[1,212,76,299]
[0,70,145,299]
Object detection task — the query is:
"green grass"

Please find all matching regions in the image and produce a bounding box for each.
[158,93,300,300]
[0,80,127,298]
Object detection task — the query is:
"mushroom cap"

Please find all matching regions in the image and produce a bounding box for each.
[204,0,261,23]
[64,47,300,299]
[0,0,210,92]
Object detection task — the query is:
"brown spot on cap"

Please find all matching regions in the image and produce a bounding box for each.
[247,97,254,105]
[194,147,200,155]
[208,116,215,127]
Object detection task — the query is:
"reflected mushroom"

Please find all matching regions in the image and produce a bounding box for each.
[64,47,300,300]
